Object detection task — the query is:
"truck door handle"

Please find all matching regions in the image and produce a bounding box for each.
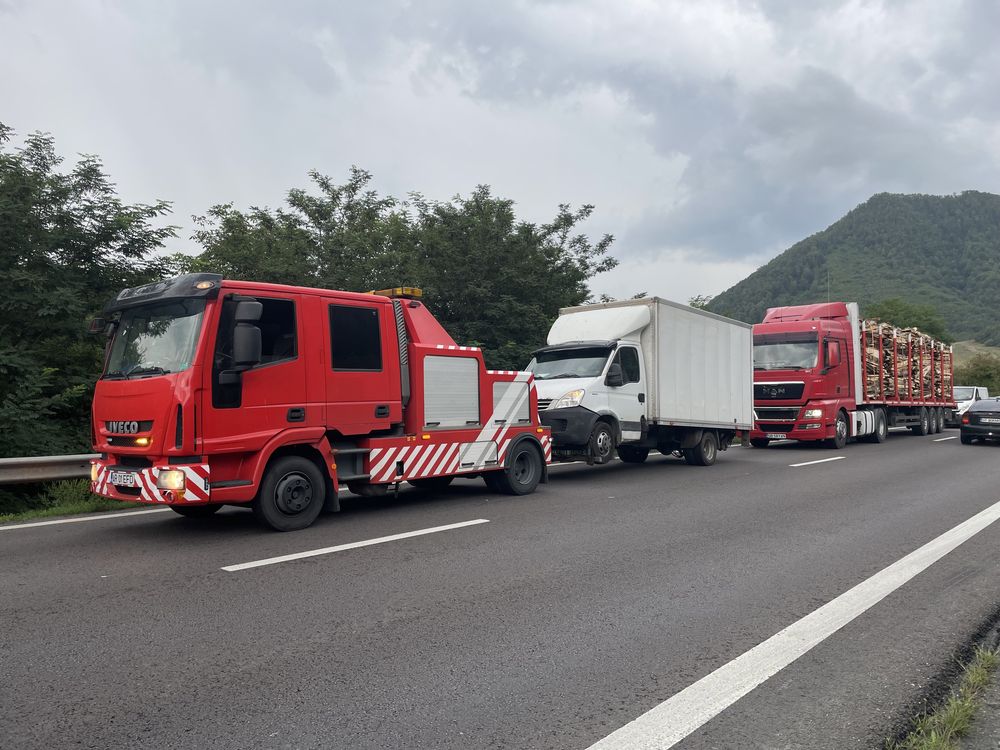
[638,393,646,403]
[286,407,305,422]
[375,405,390,418]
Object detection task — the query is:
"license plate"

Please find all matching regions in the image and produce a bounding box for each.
[981,418,1000,424]
[765,433,787,439]
[108,470,137,487]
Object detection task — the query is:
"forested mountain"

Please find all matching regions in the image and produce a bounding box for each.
[706,191,1000,344]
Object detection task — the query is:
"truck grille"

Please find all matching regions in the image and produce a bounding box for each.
[537,398,553,411]
[755,407,800,421]
[754,383,805,400]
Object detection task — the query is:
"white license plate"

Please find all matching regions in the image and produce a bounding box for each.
[765,433,787,439]
[108,470,137,487]
[981,418,1000,424]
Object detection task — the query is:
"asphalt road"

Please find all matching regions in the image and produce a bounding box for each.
[2,430,999,749]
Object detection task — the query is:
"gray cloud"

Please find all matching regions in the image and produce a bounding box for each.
[1,0,998,302]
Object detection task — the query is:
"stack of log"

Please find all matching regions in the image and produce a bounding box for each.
[863,320,952,401]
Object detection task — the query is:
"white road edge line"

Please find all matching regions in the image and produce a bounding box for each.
[0,507,172,531]
[934,436,958,442]
[222,518,490,572]
[789,456,846,468]
[585,496,1000,750]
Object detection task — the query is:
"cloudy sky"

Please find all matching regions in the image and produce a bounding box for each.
[2,0,998,301]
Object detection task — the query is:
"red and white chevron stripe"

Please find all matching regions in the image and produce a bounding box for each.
[91,462,211,504]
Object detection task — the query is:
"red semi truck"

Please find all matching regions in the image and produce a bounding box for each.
[88,274,550,530]
[750,302,955,448]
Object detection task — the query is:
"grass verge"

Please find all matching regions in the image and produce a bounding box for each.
[886,646,1000,750]
[0,479,140,524]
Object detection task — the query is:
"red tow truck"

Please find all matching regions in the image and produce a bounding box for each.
[89,274,550,530]
[750,302,955,448]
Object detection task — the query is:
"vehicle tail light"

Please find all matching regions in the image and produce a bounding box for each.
[961,415,970,424]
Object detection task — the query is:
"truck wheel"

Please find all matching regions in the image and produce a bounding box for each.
[934,408,944,434]
[491,442,542,495]
[749,438,770,449]
[170,503,222,518]
[911,407,930,436]
[617,446,649,463]
[408,477,454,491]
[684,431,718,466]
[253,456,326,531]
[590,422,615,464]
[862,409,887,443]
[826,411,848,449]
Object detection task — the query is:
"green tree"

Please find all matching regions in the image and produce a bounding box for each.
[954,354,1000,393]
[191,169,616,369]
[0,123,175,458]
[863,298,951,341]
[688,294,713,309]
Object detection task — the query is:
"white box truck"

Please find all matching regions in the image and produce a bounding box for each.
[526,297,753,466]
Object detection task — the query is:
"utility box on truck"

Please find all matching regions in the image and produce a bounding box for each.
[527,297,753,466]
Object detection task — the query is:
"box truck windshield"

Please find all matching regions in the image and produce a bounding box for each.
[104,299,206,379]
[753,333,819,371]
[527,347,611,380]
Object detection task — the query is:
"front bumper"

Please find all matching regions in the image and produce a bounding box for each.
[539,406,601,447]
[91,458,212,504]
[750,422,828,442]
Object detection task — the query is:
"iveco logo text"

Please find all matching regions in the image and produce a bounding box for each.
[108,421,140,434]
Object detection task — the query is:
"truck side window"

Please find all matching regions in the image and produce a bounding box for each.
[617,348,641,384]
[257,298,297,364]
[329,305,382,371]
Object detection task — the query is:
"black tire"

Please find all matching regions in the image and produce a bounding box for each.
[911,407,930,436]
[617,445,649,463]
[960,433,974,445]
[589,422,615,464]
[408,476,454,491]
[684,431,718,466]
[826,411,848,449]
[170,503,222,518]
[749,438,770,449]
[934,408,944,434]
[491,442,543,496]
[253,456,326,531]
[862,409,887,443]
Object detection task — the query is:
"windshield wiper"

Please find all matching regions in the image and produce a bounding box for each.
[103,370,127,380]
[125,365,170,379]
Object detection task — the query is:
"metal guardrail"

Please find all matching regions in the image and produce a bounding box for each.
[0,454,99,485]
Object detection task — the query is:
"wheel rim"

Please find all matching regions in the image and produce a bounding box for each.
[512,451,536,486]
[878,416,887,438]
[596,429,612,458]
[922,411,929,431]
[837,416,847,442]
[704,439,716,461]
[274,471,313,515]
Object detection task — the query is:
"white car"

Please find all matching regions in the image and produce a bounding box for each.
[946,385,991,427]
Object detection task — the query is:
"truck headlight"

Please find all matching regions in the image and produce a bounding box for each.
[156,469,186,491]
[802,408,823,419]
[551,389,585,409]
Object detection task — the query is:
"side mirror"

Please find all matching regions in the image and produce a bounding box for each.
[234,300,263,324]
[825,340,841,369]
[606,363,625,387]
[232,322,262,369]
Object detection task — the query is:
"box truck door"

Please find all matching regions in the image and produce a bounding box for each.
[607,346,645,441]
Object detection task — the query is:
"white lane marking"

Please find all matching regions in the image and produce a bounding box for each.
[1,487,353,533]
[585,496,1000,750]
[934,436,958,442]
[0,508,172,531]
[789,456,846,468]
[222,518,490,572]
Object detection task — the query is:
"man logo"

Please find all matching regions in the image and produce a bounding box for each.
[107,420,140,434]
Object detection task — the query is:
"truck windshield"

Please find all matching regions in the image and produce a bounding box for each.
[753,334,819,371]
[527,347,612,380]
[104,299,206,379]
[953,387,975,400]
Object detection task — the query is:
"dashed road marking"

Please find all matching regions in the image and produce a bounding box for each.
[221,518,490,572]
[933,436,958,442]
[0,508,172,531]
[789,456,846,468]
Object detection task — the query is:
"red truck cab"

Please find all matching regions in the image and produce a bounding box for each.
[90,274,550,530]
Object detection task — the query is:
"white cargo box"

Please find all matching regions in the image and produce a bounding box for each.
[550,297,753,430]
